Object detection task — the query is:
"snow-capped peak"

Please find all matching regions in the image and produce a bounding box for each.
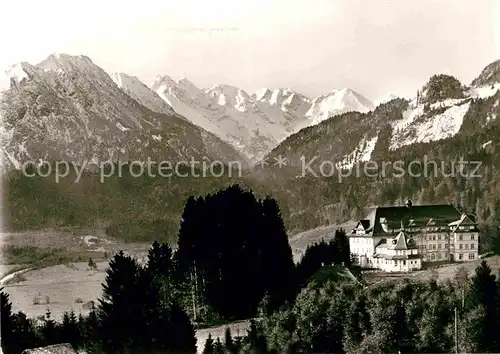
[306,87,374,125]
[374,93,400,107]
[111,73,175,115]
[254,88,272,101]
[205,84,252,112]
[3,63,29,89]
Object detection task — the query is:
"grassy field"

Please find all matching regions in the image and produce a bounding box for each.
[0,230,151,321]
[2,262,108,321]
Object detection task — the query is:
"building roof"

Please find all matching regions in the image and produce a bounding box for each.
[21,344,76,354]
[351,202,471,237]
[391,230,417,250]
[357,220,370,230]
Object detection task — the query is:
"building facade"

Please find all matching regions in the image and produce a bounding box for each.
[349,200,479,271]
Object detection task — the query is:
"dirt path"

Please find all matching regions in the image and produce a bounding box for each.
[0,267,33,285]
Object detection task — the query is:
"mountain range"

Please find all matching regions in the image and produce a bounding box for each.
[3,53,500,248]
[1,53,500,176]
[0,54,376,168]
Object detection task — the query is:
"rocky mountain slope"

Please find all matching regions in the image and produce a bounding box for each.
[264,67,500,173]
[146,75,374,162]
[5,56,500,249]
[0,54,248,170]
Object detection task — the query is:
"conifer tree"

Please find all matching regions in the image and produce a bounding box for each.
[97,251,145,352]
[40,308,59,346]
[224,327,234,353]
[466,260,499,351]
[1,289,17,354]
[203,333,215,354]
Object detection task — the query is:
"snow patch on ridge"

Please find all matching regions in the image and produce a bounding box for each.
[254,88,270,101]
[116,122,130,132]
[469,83,500,99]
[335,135,379,170]
[218,93,227,106]
[390,101,471,150]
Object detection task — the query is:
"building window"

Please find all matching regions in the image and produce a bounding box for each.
[432,235,436,240]
[471,234,475,240]
[445,244,449,248]
[438,244,442,249]
[437,253,441,259]
[459,235,463,241]
[438,235,442,240]
[459,253,463,260]
[469,226,475,230]
[433,244,437,249]
[403,260,406,265]
[465,244,469,249]
[469,253,474,260]
[459,244,463,249]
[431,254,435,260]
[471,244,475,249]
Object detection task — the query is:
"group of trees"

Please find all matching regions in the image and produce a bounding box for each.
[255,260,500,354]
[1,245,197,354]
[175,185,298,321]
[3,184,500,353]
[174,185,351,322]
[1,185,350,353]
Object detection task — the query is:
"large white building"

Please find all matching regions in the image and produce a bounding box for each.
[349,200,479,272]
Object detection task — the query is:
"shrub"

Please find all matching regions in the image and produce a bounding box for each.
[33,295,41,305]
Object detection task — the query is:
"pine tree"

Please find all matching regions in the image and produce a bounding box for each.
[40,308,59,346]
[333,228,351,266]
[203,333,215,354]
[466,260,499,351]
[1,289,18,354]
[224,327,234,353]
[167,303,198,353]
[12,312,39,353]
[213,338,225,354]
[97,251,145,352]
[60,310,80,349]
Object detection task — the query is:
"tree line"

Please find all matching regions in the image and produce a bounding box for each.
[2,183,499,353]
[257,260,500,354]
[1,185,350,353]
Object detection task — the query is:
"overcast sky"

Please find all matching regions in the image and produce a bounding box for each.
[1,0,499,100]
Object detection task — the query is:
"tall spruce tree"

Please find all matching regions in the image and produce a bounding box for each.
[97,251,146,352]
[60,310,80,349]
[466,260,499,351]
[203,333,215,354]
[1,289,17,354]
